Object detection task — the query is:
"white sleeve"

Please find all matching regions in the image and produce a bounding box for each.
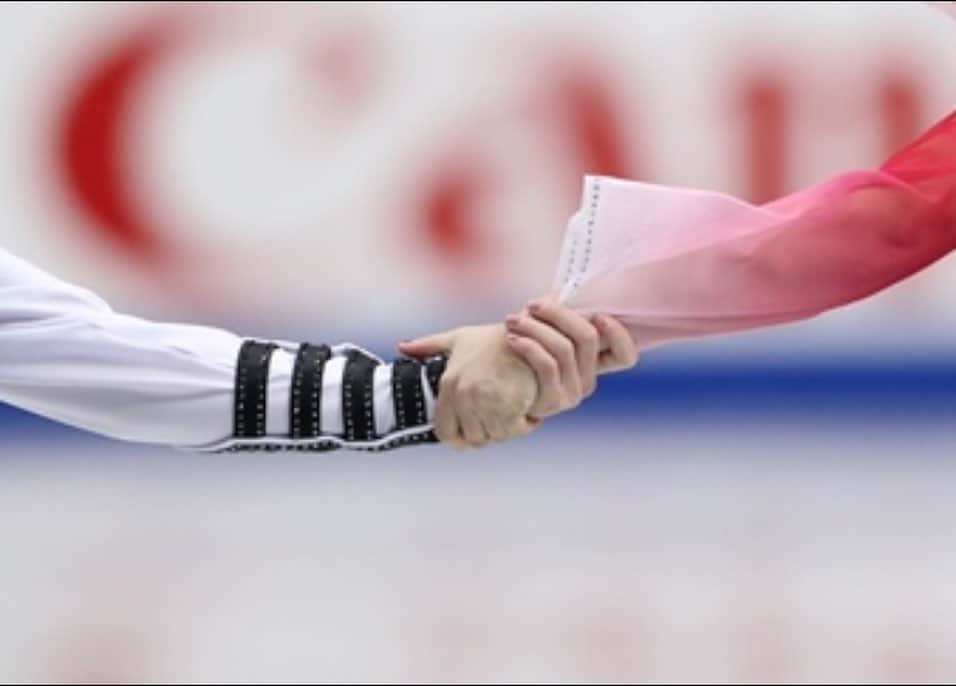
[0,246,295,448]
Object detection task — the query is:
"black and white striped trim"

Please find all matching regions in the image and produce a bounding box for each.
[201,425,438,453]
[290,343,331,439]
[391,358,420,431]
[234,340,278,439]
[220,341,445,454]
[342,349,379,442]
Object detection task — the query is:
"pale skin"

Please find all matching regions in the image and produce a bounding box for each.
[399,296,639,449]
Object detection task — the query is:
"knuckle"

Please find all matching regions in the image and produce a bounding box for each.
[510,334,530,351]
[540,357,560,380]
[439,373,459,395]
[567,378,584,400]
[535,300,556,316]
[458,380,476,399]
[557,338,575,358]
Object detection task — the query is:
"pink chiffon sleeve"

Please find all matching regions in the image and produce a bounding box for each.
[554,100,956,350]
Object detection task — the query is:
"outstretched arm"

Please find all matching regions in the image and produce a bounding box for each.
[0,246,451,452]
[0,244,638,452]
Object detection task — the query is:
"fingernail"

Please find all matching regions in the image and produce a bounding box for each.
[506,334,519,344]
[505,314,519,326]
[528,301,541,313]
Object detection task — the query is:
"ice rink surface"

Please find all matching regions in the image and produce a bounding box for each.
[3,418,956,683]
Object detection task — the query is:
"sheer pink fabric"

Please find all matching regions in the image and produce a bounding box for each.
[555,79,956,349]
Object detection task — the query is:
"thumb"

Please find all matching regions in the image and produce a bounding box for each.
[398,329,456,358]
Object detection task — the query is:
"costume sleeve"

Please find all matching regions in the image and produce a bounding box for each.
[0,247,443,452]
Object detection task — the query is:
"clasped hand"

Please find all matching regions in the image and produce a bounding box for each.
[399,297,638,448]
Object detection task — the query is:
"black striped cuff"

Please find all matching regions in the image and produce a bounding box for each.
[227,344,446,453]
[290,343,331,439]
[342,349,380,442]
[234,340,278,439]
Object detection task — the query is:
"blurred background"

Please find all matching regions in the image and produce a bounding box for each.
[2,1,956,682]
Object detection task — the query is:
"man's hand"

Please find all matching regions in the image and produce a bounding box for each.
[398,324,539,449]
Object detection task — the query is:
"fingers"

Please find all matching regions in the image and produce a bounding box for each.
[526,298,600,395]
[504,313,582,400]
[433,377,467,449]
[455,391,488,447]
[504,333,563,417]
[480,411,509,443]
[436,373,537,448]
[593,314,639,373]
[475,410,537,446]
[435,369,512,449]
[398,329,455,358]
[436,390,525,449]
[426,322,543,450]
